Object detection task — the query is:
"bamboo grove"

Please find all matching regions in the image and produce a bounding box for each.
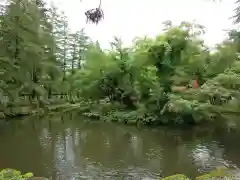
[1,0,240,125]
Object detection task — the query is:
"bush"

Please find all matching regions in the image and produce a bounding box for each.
[0,169,33,180]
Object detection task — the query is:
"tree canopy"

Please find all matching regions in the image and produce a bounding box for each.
[1,0,240,125]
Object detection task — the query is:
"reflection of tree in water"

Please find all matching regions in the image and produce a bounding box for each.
[33,114,240,179]
[130,135,142,158]
[73,125,162,179]
[38,126,54,178]
[39,128,51,151]
[213,127,240,167]
[190,143,226,173]
[53,128,79,179]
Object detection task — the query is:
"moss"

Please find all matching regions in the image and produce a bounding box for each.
[0,112,5,119]
[196,167,234,180]
[162,174,190,180]
[0,168,33,180]
[162,168,236,180]
[23,172,34,178]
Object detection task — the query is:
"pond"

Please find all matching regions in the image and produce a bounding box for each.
[0,113,240,179]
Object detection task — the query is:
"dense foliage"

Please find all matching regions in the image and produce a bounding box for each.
[1,0,240,125]
[0,169,33,180]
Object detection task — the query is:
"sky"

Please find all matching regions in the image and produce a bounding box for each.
[50,0,237,49]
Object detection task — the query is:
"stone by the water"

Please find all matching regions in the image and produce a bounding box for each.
[30,177,49,180]
[0,112,5,119]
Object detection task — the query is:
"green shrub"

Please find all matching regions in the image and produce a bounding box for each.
[0,169,33,180]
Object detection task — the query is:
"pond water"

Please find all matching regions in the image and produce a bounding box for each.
[0,113,240,179]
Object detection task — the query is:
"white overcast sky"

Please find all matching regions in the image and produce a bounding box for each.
[50,0,236,49]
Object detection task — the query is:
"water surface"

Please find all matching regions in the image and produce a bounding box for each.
[0,113,239,179]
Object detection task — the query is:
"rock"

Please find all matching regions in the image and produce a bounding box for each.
[0,112,5,119]
[30,177,49,180]
[23,172,34,178]
[20,106,32,115]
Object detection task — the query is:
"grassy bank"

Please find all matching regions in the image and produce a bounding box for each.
[0,100,83,120]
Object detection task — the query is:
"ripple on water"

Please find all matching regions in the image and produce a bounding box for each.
[190,143,234,173]
[0,116,240,180]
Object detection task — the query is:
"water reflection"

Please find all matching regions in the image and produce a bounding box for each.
[0,114,239,179]
[190,143,226,173]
